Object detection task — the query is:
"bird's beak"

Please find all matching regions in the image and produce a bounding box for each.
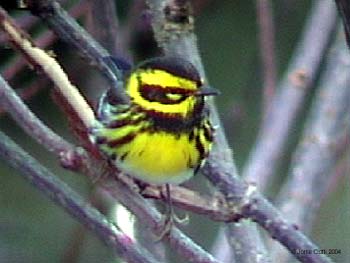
[194,86,220,96]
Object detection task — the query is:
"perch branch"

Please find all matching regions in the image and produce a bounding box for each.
[1,5,221,262]
[146,1,334,263]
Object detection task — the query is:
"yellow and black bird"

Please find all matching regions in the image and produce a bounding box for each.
[90,56,218,235]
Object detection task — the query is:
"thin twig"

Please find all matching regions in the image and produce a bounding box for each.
[0,14,37,43]
[271,29,350,262]
[1,0,88,81]
[0,7,96,129]
[256,0,277,120]
[26,0,129,104]
[0,131,159,263]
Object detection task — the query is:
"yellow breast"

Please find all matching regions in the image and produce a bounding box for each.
[114,131,200,184]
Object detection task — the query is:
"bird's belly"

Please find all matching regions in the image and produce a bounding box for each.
[115,131,200,184]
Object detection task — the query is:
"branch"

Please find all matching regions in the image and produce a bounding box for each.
[0,130,159,263]
[243,0,338,189]
[0,74,72,152]
[228,2,338,261]
[271,26,350,263]
[145,1,335,263]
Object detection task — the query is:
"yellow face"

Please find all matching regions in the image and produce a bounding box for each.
[126,68,203,118]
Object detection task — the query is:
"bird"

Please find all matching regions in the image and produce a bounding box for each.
[90,56,218,238]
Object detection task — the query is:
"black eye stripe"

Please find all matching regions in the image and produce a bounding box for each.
[139,84,188,104]
[141,84,192,94]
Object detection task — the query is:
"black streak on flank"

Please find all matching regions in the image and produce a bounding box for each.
[120,152,129,161]
[195,134,205,161]
[110,153,117,161]
[188,129,195,141]
[107,133,136,148]
[203,122,213,142]
[194,164,201,175]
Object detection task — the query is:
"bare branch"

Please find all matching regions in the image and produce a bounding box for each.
[0,75,74,156]
[271,27,350,263]
[0,77,47,115]
[228,3,338,261]
[0,130,160,263]
[244,0,338,190]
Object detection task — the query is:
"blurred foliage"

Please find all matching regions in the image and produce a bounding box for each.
[0,1,348,262]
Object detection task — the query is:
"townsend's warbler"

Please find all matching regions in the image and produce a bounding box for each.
[90,57,218,236]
